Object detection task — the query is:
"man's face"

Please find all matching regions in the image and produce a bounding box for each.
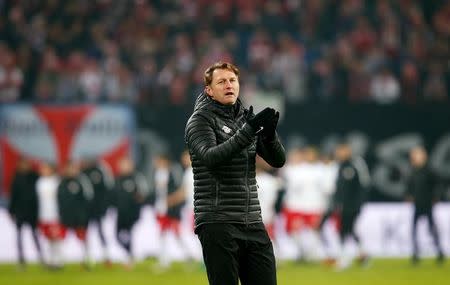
[205,68,239,105]
[410,148,427,167]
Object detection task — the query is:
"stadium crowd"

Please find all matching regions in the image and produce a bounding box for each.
[1,0,449,274]
[0,0,448,106]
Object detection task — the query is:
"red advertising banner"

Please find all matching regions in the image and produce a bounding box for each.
[0,104,135,195]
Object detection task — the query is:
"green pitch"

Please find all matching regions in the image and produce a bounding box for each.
[0,259,448,285]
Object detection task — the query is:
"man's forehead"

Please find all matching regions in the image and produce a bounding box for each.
[212,68,238,80]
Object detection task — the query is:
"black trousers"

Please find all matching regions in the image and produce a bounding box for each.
[340,211,361,244]
[116,221,135,258]
[412,207,443,257]
[89,217,107,247]
[15,221,43,264]
[197,222,276,285]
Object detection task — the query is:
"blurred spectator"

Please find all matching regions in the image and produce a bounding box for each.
[0,0,447,106]
[34,47,61,101]
[423,63,448,102]
[400,61,421,104]
[370,67,400,104]
[0,44,23,102]
[55,51,85,102]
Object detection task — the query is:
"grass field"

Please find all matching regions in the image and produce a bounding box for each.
[0,259,449,285]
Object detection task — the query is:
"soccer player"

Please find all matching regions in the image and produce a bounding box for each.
[178,150,203,262]
[406,146,444,265]
[281,146,328,262]
[57,160,94,268]
[81,157,114,265]
[8,157,43,269]
[334,142,370,270]
[114,157,148,269]
[255,156,283,241]
[151,153,189,270]
[36,161,64,270]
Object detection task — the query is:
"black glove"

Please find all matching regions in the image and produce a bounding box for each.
[261,110,279,140]
[246,106,275,132]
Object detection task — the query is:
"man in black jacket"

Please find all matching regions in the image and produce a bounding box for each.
[185,62,286,285]
[57,160,94,268]
[81,158,114,265]
[406,146,444,264]
[8,157,43,268]
[334,142,370,270]
[114,157,148,269]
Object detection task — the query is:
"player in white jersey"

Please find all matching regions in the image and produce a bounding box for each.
[317,152,340,263]
[36,162,64,269]
[281,147,329,261]
[255,156,283,239]
[178,151,203,263]
[152,153,192,271]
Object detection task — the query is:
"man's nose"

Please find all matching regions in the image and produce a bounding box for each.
[224,80,232,88]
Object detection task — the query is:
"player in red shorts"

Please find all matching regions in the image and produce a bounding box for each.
[36,161,65,269]
[281,147,329,262]
[255,156,283,252]
[151,153,188,271]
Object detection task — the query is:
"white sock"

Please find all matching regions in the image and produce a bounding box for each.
[158,231,171,267]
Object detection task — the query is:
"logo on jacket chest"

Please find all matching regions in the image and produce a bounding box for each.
[68,181,80,194]
[222,125,232,134]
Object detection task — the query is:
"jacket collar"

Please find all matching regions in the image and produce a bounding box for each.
[193,91,244,119]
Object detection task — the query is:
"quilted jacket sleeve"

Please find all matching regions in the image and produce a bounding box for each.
[185,113,256,168]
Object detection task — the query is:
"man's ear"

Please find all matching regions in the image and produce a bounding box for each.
[205,86,213,97]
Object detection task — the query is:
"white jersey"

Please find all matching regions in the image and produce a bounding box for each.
[182,167,194,211]
[282,162,328,213]
[317,161,339,208]
[154,168,169,215]
[36,175,60,223]
[256,171,281,224]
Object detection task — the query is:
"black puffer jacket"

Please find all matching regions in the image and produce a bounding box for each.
[58,175,93,228]
[185,92,286,232]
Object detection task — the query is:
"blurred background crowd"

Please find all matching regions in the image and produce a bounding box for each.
[1,0,450,271]
[0,0,448,106]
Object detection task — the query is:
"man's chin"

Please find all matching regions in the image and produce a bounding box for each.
[224,99,237,105]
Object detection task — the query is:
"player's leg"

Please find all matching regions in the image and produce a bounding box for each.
[15,221,25,267]
[426,209,444,263]
[30,223,44,264]
[349,212,369,267]
[75,227,91,268]
[116,221,134,267]
[411,208,420,264]
[336,212,353,270]
[93,217,110,264]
